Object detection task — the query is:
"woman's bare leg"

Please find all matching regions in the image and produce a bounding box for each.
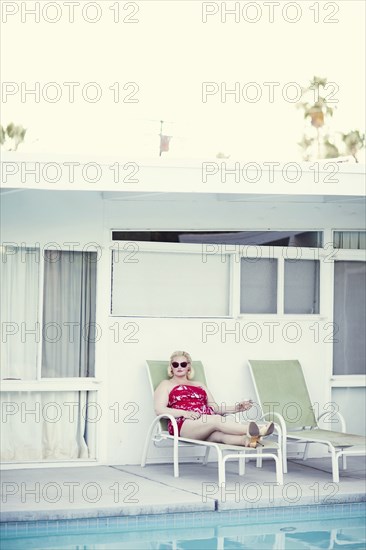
[207,430,252,447]
[180,415,255,440]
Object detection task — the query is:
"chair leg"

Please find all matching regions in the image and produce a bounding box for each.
[224,452,284,485]
[256,448,263,468]
[342,453,347,470]
[277,445,284,483]
[217,448,225,486]
[273,454,284,485]
[141,421,158,467]
[256,452,283,484]
[203,446,210,465]
[282,437,288,474]
[141,435,150,468]
[238,454,246,476]
[303,442,310,460]
[173,435,179,477]
[331,448,340,483]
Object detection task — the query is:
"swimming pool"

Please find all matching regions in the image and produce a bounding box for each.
[1,503,365,549]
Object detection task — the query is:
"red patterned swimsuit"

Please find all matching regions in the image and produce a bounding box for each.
[167,384,216,436]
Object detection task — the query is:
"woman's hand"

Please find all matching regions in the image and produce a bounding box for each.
[236,400,253,412]
[182,410,201,420]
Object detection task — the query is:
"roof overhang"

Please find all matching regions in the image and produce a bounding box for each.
[1,153,365,202]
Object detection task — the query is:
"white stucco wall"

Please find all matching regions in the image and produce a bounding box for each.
[1,184,365,465]
[107,317,333,465]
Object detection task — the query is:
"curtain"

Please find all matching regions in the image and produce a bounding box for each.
[42,250,97,377]
[0,247,39,380]
[334,231,366,249]
[333,261,366,375]
[0,391,89,461]
[1,248,97,461]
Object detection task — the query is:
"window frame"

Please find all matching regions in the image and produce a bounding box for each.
[110,241,235,318]
[0,244,102,465]
[109,240,329,319]
[327,239,366,403]
[330,253,366,384]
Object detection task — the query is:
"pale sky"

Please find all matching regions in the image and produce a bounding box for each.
[1,1,365,161]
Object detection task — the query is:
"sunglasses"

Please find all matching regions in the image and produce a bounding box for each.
[171,361,189,368]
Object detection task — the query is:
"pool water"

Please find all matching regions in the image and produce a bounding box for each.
[1,503,365,549]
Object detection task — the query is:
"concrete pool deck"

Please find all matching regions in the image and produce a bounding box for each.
[1,457,365,522]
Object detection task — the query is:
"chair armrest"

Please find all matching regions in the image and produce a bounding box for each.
[318,410,346,432]
[153,413,179,438]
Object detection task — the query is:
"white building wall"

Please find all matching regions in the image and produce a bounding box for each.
[107,318,332,465]
[1,190,104,246]
[106,197,365,234]
[1,188,364,465]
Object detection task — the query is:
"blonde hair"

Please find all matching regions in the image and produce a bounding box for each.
[167,350,195,379]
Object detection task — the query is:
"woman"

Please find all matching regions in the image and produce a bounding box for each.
[154,351,274,448]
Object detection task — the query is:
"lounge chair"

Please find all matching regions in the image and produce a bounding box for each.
[248,359,366,482]
[141,360,283,485]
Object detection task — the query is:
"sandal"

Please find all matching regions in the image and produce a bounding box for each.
[246,422,263,448]
[259,422,275,437]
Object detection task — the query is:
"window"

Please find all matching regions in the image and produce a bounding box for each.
[111,242,324,318]
[0,391,96,461]
[332,388,365,436]
[1,246,98,463]
[1,247,39,380]
[42,250,97,378]
[333,261,366,375]
[284,260,320,314]
[111,250,231,317]
[1,247,97,380]
[112,230,322,247]
[240,258,277,314]
[111,233,324,318]
[333,231,366,250]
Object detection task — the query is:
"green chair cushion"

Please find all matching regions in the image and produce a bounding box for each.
[249,359,317,429]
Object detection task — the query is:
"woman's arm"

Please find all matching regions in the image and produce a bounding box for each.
[204,386,221,413]
[154,381,200,419]
[205,386,253,414]
[223,401,253,414]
